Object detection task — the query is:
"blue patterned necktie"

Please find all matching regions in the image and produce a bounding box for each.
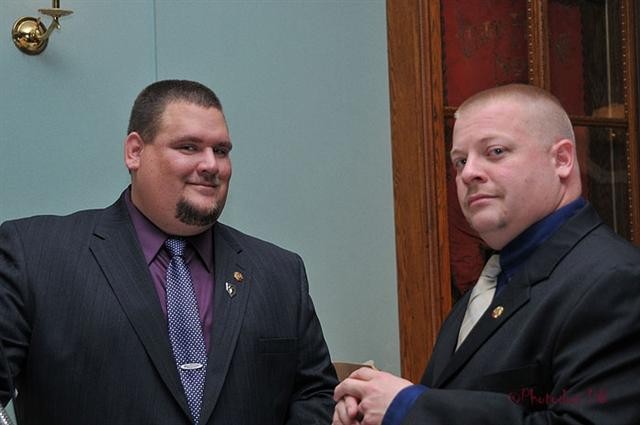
[165,238,207,424]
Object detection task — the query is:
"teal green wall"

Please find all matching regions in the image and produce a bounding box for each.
[1,2,398,415]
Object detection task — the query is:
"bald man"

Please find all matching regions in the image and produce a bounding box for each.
[333,84,640,425]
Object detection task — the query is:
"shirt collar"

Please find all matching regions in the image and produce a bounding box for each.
[500,197,586,279]
[124,187,213,272]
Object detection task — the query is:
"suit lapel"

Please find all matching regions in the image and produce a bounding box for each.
[199,223,252,423]
[88,197,189,415]
[424,298,466,385]
[434,282,530,387]
[433,204,603,388]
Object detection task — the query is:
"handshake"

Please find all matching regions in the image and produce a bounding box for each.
[332,362,413,425]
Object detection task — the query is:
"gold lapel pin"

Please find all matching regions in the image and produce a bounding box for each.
[233,271,244,282]
[225,281,236,298]
[491,306,504,319]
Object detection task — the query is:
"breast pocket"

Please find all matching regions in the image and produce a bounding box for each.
[474,363,548,411]
[258,337,297,355]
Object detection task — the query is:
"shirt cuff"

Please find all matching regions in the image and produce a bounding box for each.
[382,384,428,425]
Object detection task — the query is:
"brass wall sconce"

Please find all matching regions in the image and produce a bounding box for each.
[12,0,73,55]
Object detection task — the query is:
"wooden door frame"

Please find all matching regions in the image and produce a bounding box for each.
[386,0,451,382]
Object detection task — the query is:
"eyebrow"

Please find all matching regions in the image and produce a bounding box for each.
[450,136,501,158]
[173,135,232,146]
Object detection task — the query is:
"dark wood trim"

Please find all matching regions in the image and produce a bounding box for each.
[386,0,451,382]
[527,0,550,88]
[566,116,628,128]
[623,0,640,244]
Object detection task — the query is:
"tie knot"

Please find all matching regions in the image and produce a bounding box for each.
[165,237,187,257]
[481,254,501,279]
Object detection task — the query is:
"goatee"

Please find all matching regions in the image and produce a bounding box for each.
[175,199,221,227]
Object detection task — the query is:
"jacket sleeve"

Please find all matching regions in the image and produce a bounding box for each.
[285,254,338,425]
[0,221,30,406]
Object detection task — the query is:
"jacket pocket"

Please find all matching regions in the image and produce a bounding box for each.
[475,363,548,411]
[475,363,541,393]
[258,337,297,354]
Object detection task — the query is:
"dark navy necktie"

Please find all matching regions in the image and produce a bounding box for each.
[165,238,207,424]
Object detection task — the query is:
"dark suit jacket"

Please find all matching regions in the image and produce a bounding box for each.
[0,193,338,424]
[403,204,640,424]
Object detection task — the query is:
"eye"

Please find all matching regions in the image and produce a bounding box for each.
[214,145,232,157]
[452,157,466,172]
[488,147,505,157]
[178,144,198,152]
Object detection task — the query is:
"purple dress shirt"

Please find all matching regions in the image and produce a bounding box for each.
[124,190,215,351]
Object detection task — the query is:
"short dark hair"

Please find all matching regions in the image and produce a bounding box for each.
[127,80,223,142]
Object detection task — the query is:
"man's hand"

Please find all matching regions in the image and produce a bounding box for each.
[333,395,361,425]
[333,368,413,425]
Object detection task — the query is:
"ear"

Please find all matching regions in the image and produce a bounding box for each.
[551,138,575,179]
[124,132,144,172]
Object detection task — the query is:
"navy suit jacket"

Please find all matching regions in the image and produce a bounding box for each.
[0,193,337,424]
[404,204,640,424]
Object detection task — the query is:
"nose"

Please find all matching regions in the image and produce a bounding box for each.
[197,148,219,175]
[458,156,486,186]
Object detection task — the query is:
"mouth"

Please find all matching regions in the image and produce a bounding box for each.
[192,182,218,188]
[187,182,221,194]
[466,193,494,208]
[188,180,220,188]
